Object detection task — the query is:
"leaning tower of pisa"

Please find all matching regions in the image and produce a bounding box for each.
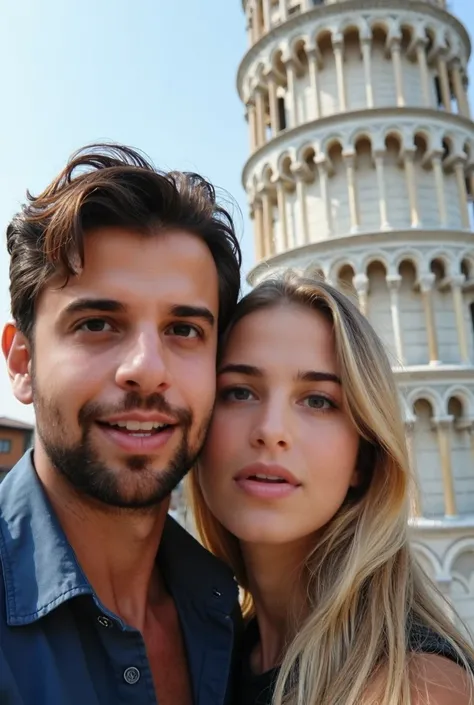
[238,0,474,638]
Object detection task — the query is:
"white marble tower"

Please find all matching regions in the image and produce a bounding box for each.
[238,0,474,639]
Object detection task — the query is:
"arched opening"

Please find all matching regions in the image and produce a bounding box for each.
[413,397,443,517]
[366,260,396,359]
[384,133,408,228]
[398,259,428,365]
[337,263,358,303]
[430,257,455,362]
[326,140,349,236]
[342,27,362,110]
[371,24,392,107]
[354,136,377,231]
[448,396,474,515]
[414,132,434,226]
[317,30,337,116]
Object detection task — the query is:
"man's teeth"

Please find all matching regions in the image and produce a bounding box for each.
[109,421,168,431]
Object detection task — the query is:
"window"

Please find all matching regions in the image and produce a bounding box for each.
[0,440,12,454]
[278,97,287,131]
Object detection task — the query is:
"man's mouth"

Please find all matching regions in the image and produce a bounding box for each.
[96,420,174,438]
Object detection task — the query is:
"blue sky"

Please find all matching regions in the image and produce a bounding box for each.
[0,0,472,423]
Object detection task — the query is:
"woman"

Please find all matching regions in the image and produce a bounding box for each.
[190,273,474,705]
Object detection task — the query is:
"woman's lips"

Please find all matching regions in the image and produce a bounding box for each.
[233,462,301,499]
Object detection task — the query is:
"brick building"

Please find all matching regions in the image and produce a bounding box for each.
[0,417,34,481]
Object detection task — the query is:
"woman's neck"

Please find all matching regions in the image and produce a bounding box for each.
[242,538,313,673]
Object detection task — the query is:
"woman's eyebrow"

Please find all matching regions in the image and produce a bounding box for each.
[218,363,263,377]
[297,370,341,385]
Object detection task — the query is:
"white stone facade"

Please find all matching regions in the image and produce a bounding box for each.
[239,0,474,640]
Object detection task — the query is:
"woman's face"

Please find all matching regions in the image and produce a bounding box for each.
[198,303,361,545]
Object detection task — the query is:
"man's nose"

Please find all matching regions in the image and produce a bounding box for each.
[115,329,171,395]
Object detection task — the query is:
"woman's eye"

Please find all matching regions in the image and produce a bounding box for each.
[167,324,200,339]
[303,395,334,411]
[221,387,255,402]
[78,319,113,333]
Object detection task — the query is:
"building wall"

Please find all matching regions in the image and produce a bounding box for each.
[0,428,33,474]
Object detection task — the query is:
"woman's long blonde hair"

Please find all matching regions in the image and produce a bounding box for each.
[189,273,474,705]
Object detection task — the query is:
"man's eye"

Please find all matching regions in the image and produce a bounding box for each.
[167,324,201,339]
[78,319,113,333]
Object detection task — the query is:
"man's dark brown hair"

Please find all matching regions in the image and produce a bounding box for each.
[7,143,242,339]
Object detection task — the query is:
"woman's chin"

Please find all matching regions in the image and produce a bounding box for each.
[221,514,310,546]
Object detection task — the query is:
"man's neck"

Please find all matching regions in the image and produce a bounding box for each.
[33,446,169,632]
[242,538,313,673]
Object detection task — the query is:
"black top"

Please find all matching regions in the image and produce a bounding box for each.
[236,617,472,705]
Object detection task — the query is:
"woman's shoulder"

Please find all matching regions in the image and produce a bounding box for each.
[409,653,472,705]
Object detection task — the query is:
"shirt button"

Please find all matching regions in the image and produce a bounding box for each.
[97,615,113,628]
[123,667,141,685]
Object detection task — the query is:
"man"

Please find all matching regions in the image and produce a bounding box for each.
[0,144,242,705]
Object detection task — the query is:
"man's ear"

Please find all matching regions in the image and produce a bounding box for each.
[2,323,34,405]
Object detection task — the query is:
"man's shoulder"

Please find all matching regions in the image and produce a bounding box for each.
[160,515,240,612]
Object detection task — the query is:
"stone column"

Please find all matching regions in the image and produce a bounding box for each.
[450,274,470,364]
[285,59,298,128]
[431,151,448,226]
[451,61,470,118]
[332,33,347,112]
[292,166,309,246]
[247,102,257,152]
[262,0,271,33]
[343,149,360,233]
[254,87,266,147]
[390,38,405,107]
[261,189,274,257]
[386,274,404,364]
[253,198,264,261]
[452,157,470,229]
[275,179,288,252]
[437,55,451,112]
[432,416,457,518]
[279,0,287,23]
[246,17,253,47]
[405,419,421,516]
[267,75,279,136]
[307,48,322,119]
[415,39,431,107]
[374,150,390,230]
[404,149,421,227]
[316,157,333,237]
[419,273,440,364]
[361,36,374,108]
[353,273,369,316]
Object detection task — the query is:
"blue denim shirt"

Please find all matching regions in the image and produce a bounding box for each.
[0,452,241,705]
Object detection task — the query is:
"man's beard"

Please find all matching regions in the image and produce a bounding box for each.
[33,386,210,511]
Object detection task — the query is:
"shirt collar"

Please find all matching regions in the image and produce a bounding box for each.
[0,451,238,626]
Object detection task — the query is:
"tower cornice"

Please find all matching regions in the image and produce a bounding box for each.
[237,0,470,99]
[242,106,474,188]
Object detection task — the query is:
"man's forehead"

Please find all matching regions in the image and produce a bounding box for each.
[39,227,220,315]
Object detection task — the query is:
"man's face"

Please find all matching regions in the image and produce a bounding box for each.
[8,227,220,509]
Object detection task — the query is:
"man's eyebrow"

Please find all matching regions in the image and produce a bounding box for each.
[169,305,215,327]
[218,363,263,377]
[61,298,126,316]
[297,370,341,385]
